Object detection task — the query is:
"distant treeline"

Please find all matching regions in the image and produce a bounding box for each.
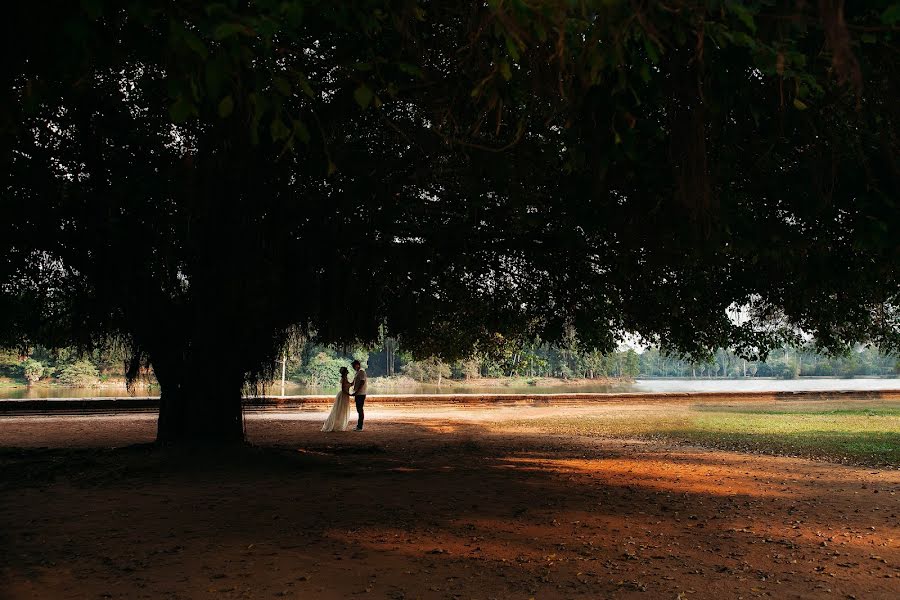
[0,346,130,387]
[637,346,898,379]
[292,341,642,386]
[2,341,897,388]
[299,340,898,385]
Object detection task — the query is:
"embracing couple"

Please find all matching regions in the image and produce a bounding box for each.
[321,359,367,432]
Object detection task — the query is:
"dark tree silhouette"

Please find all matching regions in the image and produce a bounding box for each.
[2,1,897,442]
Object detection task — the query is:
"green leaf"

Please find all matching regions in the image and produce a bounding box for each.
[182,30,209,59]
[499,61,512,81]
[642,36,660,64]
[397,63,424,78]
[282,3,304,26]
[297,75,315,98]
[726,1,756,32]
[273,77,291,96]
[270,117,290,142]
[169,96,195,123]
[793,98,808,111]
[81,0,103,19]
[204,58,227,98]
[505,35,521,62]
[294,120,311,144]
[731,31,755,47]
[353,84,374,109]
[882,4,900,25]
[639,64,651,83]
[218,95,234,118]
[213,23,247,40]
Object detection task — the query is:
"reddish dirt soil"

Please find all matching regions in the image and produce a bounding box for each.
[1,407,898,599]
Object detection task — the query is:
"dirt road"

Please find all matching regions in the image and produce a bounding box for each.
[1,407,898,599]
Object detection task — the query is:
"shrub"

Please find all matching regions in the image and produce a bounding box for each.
[367,375,418,389]
[452,358,481,380]
[402,357,451,384]
[777,363,800,379]
[22,359,43,384]
[304,352,346,387]
[57,360,100,387]
[0,349,22,379]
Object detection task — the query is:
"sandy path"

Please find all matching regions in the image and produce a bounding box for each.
[1,406,898,599]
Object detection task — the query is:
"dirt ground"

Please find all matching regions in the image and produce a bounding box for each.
[1,405,899,599]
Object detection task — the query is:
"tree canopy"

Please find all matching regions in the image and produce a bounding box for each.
[2,1,898,441]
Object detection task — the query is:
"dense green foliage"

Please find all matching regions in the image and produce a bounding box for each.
[638,346,899,378]
[401,356,452,384]
[0,346,133,385]
[2,1,898,440]
[55,360,100,387]
[21,359,43,384]
[307,340,897,382]
[1,340,896,388]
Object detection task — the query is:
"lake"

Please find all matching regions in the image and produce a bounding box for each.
[2,377,898,399]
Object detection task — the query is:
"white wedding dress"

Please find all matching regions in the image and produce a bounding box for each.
[321,377,351,432]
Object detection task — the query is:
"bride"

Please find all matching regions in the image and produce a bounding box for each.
[321,366,352,432]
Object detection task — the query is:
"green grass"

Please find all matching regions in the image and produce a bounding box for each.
[508,403,900,467]
[693,405,900,417]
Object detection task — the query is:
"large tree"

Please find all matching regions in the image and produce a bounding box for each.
[2,1,898,442]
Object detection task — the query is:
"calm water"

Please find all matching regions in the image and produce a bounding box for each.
[1,377,898,400]
[631,378,900,393]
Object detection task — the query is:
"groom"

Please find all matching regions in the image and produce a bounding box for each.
[350,359,367,431]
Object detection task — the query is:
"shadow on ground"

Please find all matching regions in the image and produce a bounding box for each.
[1,417,899,599]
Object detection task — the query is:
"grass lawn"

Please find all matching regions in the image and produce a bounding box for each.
[507,402,900,467]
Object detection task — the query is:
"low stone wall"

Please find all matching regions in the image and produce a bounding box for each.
[1,388,899,414]
[245,389,900,408]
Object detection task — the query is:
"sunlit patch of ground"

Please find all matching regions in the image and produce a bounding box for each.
[1,400,899,599]
[500,456,799,498]
[499,401,900,467]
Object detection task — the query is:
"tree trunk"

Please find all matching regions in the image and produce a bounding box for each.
[153,352,245,444]
[157,384,244,444]
[280,351,287,397]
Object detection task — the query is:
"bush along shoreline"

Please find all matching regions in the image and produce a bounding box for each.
[2,341,897,391]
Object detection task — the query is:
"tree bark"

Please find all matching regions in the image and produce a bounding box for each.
[280,351,286,397]
[156,379,244,444]
[153,351,245,444]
